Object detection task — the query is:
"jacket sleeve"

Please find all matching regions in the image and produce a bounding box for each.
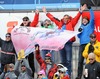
[0,38,3,47]
[82,44,90,58]
[89,9,94,28]
[93,42,100,56]
[0,72,5,79]
[71,12,82,28]
[46,13,60,26]
[30,13,39,27]
[35,50,45,66]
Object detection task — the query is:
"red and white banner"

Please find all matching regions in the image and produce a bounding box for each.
[11,26,79,56]
[82,11,100,42]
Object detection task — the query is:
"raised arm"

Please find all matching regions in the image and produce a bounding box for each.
[71,4,87,27]
[30,9,39,27]
[42,7,60,26]
[35,44,45,66]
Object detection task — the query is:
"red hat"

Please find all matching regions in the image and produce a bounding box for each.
[45,53,51,57]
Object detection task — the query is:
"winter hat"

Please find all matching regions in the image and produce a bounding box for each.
[58,68,66,73]
[38,69,46,75]
[6,33,11,37]
[57,64,65,68]
[45,53,51,57]
[22,16,29,21]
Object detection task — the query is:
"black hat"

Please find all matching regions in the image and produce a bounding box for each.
[90,33,96,38]
[22,16,29,21]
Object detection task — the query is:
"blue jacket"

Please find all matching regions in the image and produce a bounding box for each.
[78,9,94,45]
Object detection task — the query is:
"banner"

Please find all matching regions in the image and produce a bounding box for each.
[82,11,100,42]
[11,26,79,56]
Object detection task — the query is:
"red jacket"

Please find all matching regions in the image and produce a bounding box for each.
[46,12,82,42]
[30,13,39,27]
[35,50,57,79]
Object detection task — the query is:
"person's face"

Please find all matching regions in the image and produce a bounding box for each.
[45,57,51,64]
[23,19,29,26]
[6,35,11,41]
[21,65,26,72]
[58,70,65,77]
[82,18,89,25]
[38,74,43,79]
[44,21,50,28]
[88,57,95,64]
[90,36,96,43]
[63,15,70,24]
[9,66,14,71]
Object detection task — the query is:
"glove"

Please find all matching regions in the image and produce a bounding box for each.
[35,44,39,51]
[87,4,91,9]
[21,49,25,59]
[88,45,94,53]
[18,49,25,60]
[78,28,83,32]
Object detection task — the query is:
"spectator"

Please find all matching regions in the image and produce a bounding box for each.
[14,49,33,79]
[35,44,57,79]
[40,19,56,61]
[0,33,16,74]
[42,4,87,76]
[37,69,47,79]
[76,5,94,79]
[83,53,100,79]
[83,33,100,64]
[20,9,39,78]
[0,63,17,79]
[53,64,69,79]
[20,9,39,27]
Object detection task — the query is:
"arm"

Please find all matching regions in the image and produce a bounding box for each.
[0,72,5,79]
[89,9,94,28]
[42,7,60,26]
[93,42,100,56]
[71,4,87,27]
[30,9,39,27]
[35,45,45,66]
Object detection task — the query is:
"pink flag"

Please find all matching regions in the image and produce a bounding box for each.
[11,26,79,56]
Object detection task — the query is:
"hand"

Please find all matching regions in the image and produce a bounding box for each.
[18,49,25,60]
[35,9,39,14]
[80,4,87,12]
[42,7,47,13]
[78,28,83,32]
[87,4,91,9]
[35,44,39,51]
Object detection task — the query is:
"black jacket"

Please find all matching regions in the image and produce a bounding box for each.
[0,38,16,64]
[84,61,100,79]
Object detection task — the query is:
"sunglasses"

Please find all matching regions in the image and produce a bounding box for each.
[89,58,94,60]
[90,36,96,39]
[6,36,11,38]
[45,58,50,60]
[58,70,65,74]
[23,19,28,21]
[9,66,13,68]
[38,74,42,76]
[21,65,25,67]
